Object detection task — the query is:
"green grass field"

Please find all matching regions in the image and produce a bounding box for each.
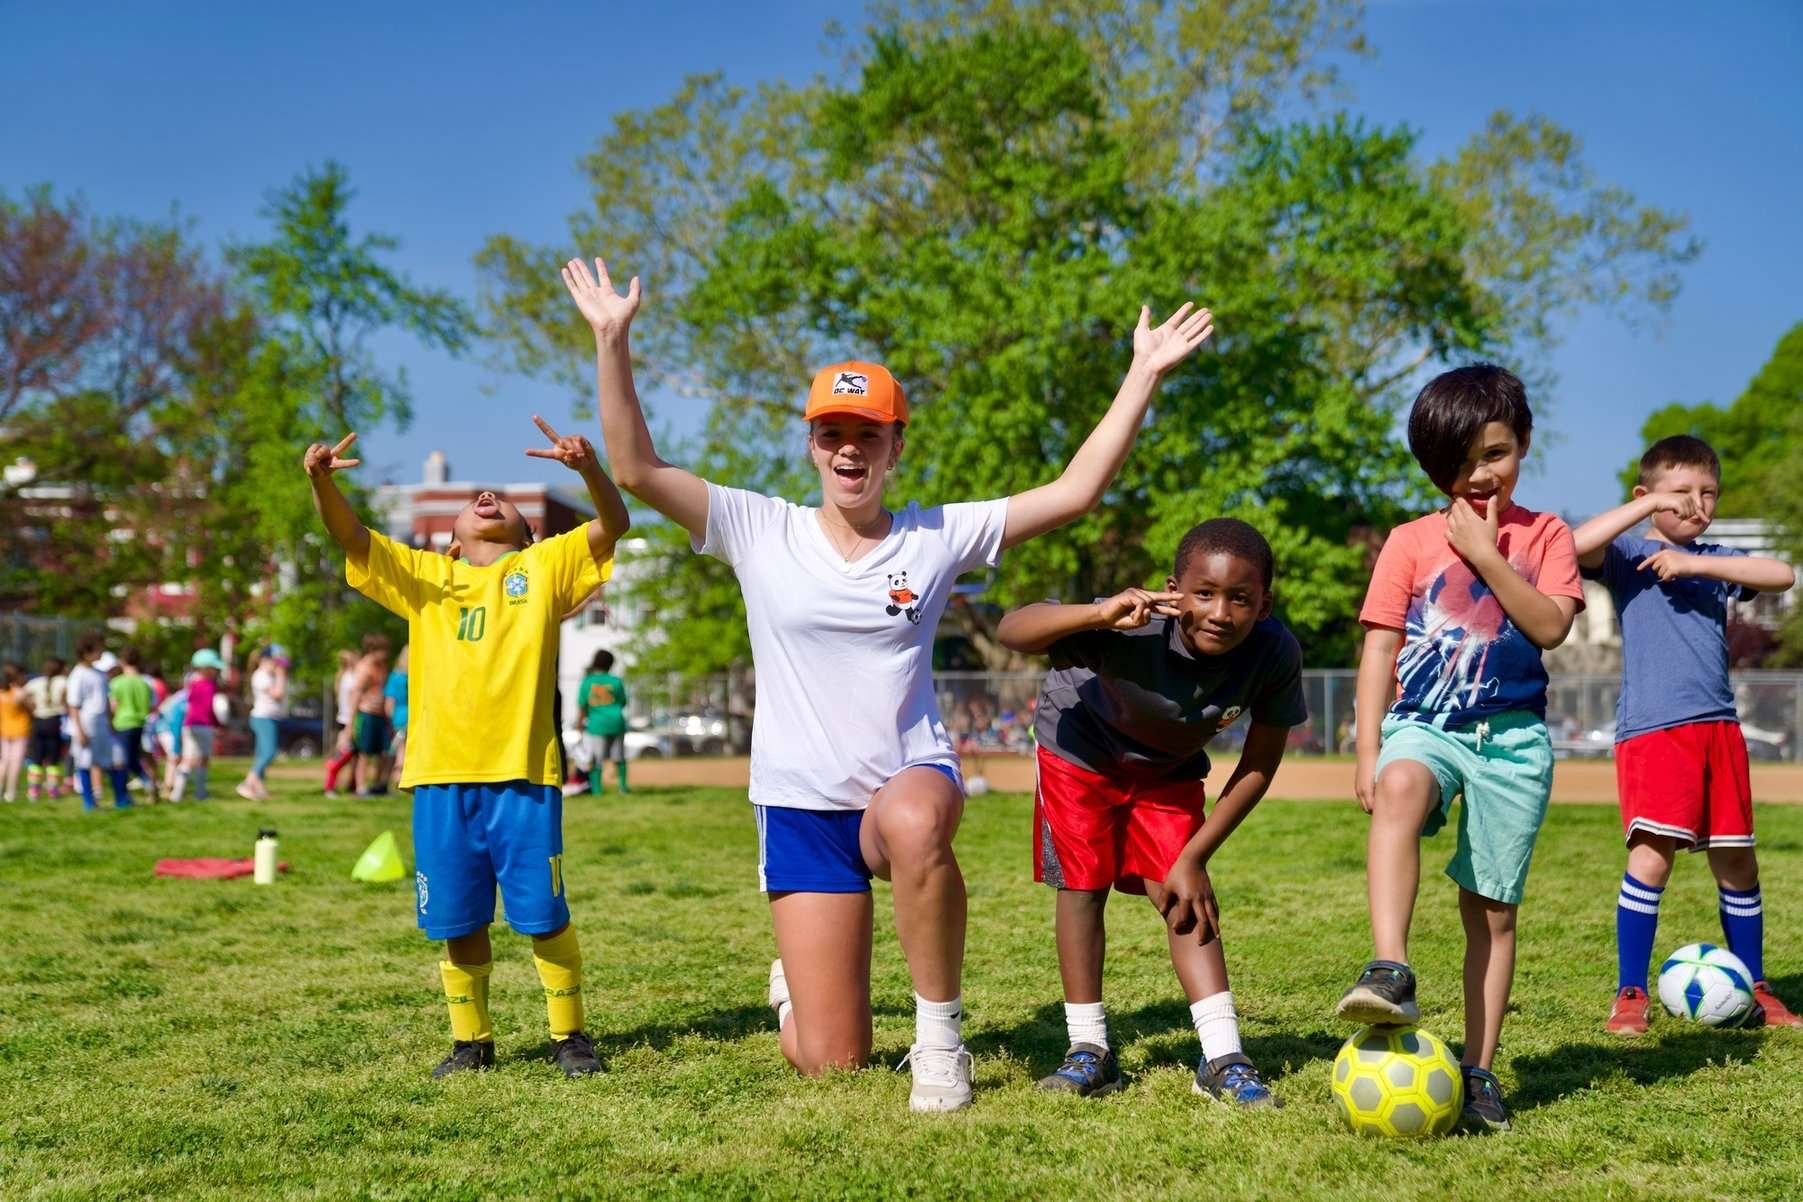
[3,764,1801,1201]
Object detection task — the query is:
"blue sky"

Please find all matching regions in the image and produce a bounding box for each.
[4,1,1799,521]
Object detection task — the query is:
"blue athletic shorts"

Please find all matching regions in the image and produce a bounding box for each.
[753,763,961,893]
[412,781,569,940]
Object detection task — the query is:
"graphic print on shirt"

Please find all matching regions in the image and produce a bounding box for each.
[885,570,922,625]
[503,567,530,606]
[1394,556,1521,717]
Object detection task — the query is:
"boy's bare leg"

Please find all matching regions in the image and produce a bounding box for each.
[1706,844,1757,892]
[1626,833,1679,888]
[1368,762,1439,963]
[1143,885,1229,1002]
[447,928,491,965]
[1458,888,1516,1069]
[768,890,873,1074]
[1055,888,1109,1002]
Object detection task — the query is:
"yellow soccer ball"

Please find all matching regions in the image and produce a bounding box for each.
[1330,1025,1462,1138]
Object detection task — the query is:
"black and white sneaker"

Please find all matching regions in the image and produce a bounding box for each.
[430,1039,495,1079]
[1460,1065,1510,1132]
[551,1031,603,1078]
[1335,960,1420,1025]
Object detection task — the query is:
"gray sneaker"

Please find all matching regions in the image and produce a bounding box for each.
[1336,960,1420,1025]
[900,1043,973,1112]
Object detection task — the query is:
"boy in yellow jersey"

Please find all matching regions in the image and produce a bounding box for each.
[306,416,630,1079]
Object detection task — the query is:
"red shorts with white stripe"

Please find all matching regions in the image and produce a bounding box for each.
[1033,745,1204,895]
[1614,720,1754,851]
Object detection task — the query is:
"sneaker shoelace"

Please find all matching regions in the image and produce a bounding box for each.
[1221,1063,1265,1096]
[1057,1050,1104,1084]
[904,1044,968,1086]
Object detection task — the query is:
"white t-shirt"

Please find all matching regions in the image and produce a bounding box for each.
[67,664,111,725]
[336,669,358,729]
[698,483,1008,811]
[250,665,289,720]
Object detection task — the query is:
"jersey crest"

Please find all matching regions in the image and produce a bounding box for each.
[504,569,529,601]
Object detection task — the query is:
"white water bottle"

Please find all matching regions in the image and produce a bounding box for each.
[254,828,278,885]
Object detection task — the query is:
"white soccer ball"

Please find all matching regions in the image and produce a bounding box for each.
[1657,942,1755,1027]
[965,775,990,796]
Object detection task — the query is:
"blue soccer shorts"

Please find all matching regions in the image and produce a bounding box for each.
[412,781,569,940]
[753,763,961,893]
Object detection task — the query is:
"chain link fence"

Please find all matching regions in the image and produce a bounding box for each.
[640,668,1803,763]
[0,613,103,668]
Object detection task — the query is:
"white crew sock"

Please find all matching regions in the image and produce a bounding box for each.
[1191,991,1242,1062]
[1064,1001,1109,1050]
[915,993,963,1050]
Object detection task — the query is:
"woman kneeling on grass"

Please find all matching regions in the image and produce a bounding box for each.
[561,256,1214,1112]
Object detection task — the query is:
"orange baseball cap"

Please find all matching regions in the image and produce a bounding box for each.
[804,360,908,424]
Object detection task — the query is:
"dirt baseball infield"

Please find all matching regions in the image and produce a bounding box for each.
[626,754,1803,804]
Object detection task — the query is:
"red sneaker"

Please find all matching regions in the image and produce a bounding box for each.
[1754,981,1803,1028]
[1607,986,1651,1035]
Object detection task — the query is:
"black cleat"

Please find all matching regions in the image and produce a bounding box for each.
[551,1030,603,1077]
[1035,1043,1121,1096]
[1460,1065,1511,1133]
[431,1039,495,1079]
[1336,960,1420,1025]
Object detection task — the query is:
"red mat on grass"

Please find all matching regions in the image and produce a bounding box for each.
[154,858,289,879]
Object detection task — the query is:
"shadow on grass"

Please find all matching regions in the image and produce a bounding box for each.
[577,1003,777,1059]
[1766,972,1803,1011]
[970,998,1339,1084]
[1507,1026,1770,1113]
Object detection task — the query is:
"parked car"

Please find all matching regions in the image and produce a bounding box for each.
[561,726,676,766]
[1554,720,1789,762]
[217,703,329,758]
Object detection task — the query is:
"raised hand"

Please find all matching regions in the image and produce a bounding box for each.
[525,415,598,474]
[1638,547,1698,582]
[1445,495,1501,565]
[303,433,361,480]
[1131,302,1215,376]
[561,257,641,339]
[1095,587,1184,630]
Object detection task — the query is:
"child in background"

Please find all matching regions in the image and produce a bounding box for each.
[352,634,392,797]
[324,649,359,797]
[24,657,68,800]
[157,681,189,797]
[68,640,129,810]
[0,664,28,801]
[1338,365,1584,1133]
[110,647,158,800]
[240,646,290,802]
[997,519,1308,1105]
[1573,435,1800,1032]
[171,649,225,801]
[308,420,629,1079]
[576,649,629,796]
[385,645,410,787]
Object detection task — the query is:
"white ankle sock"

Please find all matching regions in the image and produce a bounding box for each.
[1064,1001,1109,1049]
[915,993,962,1049]
[1191,991,1242,1062]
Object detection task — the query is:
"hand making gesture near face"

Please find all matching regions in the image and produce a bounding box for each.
[1445,495,1502,566]
[561,258,641,342]
[525,415,599,475]
[1130,303,1215,377]
[303,433,361,479]
[1094,587,1184,630]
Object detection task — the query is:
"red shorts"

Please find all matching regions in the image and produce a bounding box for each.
[1615,720,1754,851]
[1033,746,1205,895]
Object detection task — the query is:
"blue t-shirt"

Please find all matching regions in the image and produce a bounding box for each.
[1581,534,1753,741]
[384,671,409,729]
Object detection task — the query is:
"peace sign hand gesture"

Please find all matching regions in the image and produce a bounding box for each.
[525,416,598,474]
[303,433,361,479]
[1094,587,1184,630]
[561,257,641,341]
[1131,302,1215,377]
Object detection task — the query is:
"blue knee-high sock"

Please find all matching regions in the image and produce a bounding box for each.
[108,768,131,807]
[75,768,97,810]
[1719,883,1764,982]
[1617,872,1665,991]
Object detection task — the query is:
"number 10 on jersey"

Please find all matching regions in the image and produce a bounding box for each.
[456,606,487,642]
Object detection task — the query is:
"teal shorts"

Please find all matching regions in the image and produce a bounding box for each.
[1376,711,1553,905]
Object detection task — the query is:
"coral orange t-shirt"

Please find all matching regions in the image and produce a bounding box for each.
[1360,505,1584,727]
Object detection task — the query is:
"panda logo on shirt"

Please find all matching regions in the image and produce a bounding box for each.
[885,571,922,625]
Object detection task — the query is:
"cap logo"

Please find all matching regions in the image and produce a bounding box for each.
[832,371,869,396]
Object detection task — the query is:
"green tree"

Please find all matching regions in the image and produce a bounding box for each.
[480,3,1696,672]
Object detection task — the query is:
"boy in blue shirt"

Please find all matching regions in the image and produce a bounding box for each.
[1573,435,1799,1033]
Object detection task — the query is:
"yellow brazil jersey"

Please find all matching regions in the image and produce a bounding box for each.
[347,527,611,788]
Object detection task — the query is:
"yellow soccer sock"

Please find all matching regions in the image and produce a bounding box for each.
[440,960,493,1043]
[532,926,585,1040]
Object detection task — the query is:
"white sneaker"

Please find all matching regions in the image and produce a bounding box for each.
[901,1043,973,1112]
[767,959,789,1023]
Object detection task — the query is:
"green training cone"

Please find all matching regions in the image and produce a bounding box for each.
[351,831,406,883]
